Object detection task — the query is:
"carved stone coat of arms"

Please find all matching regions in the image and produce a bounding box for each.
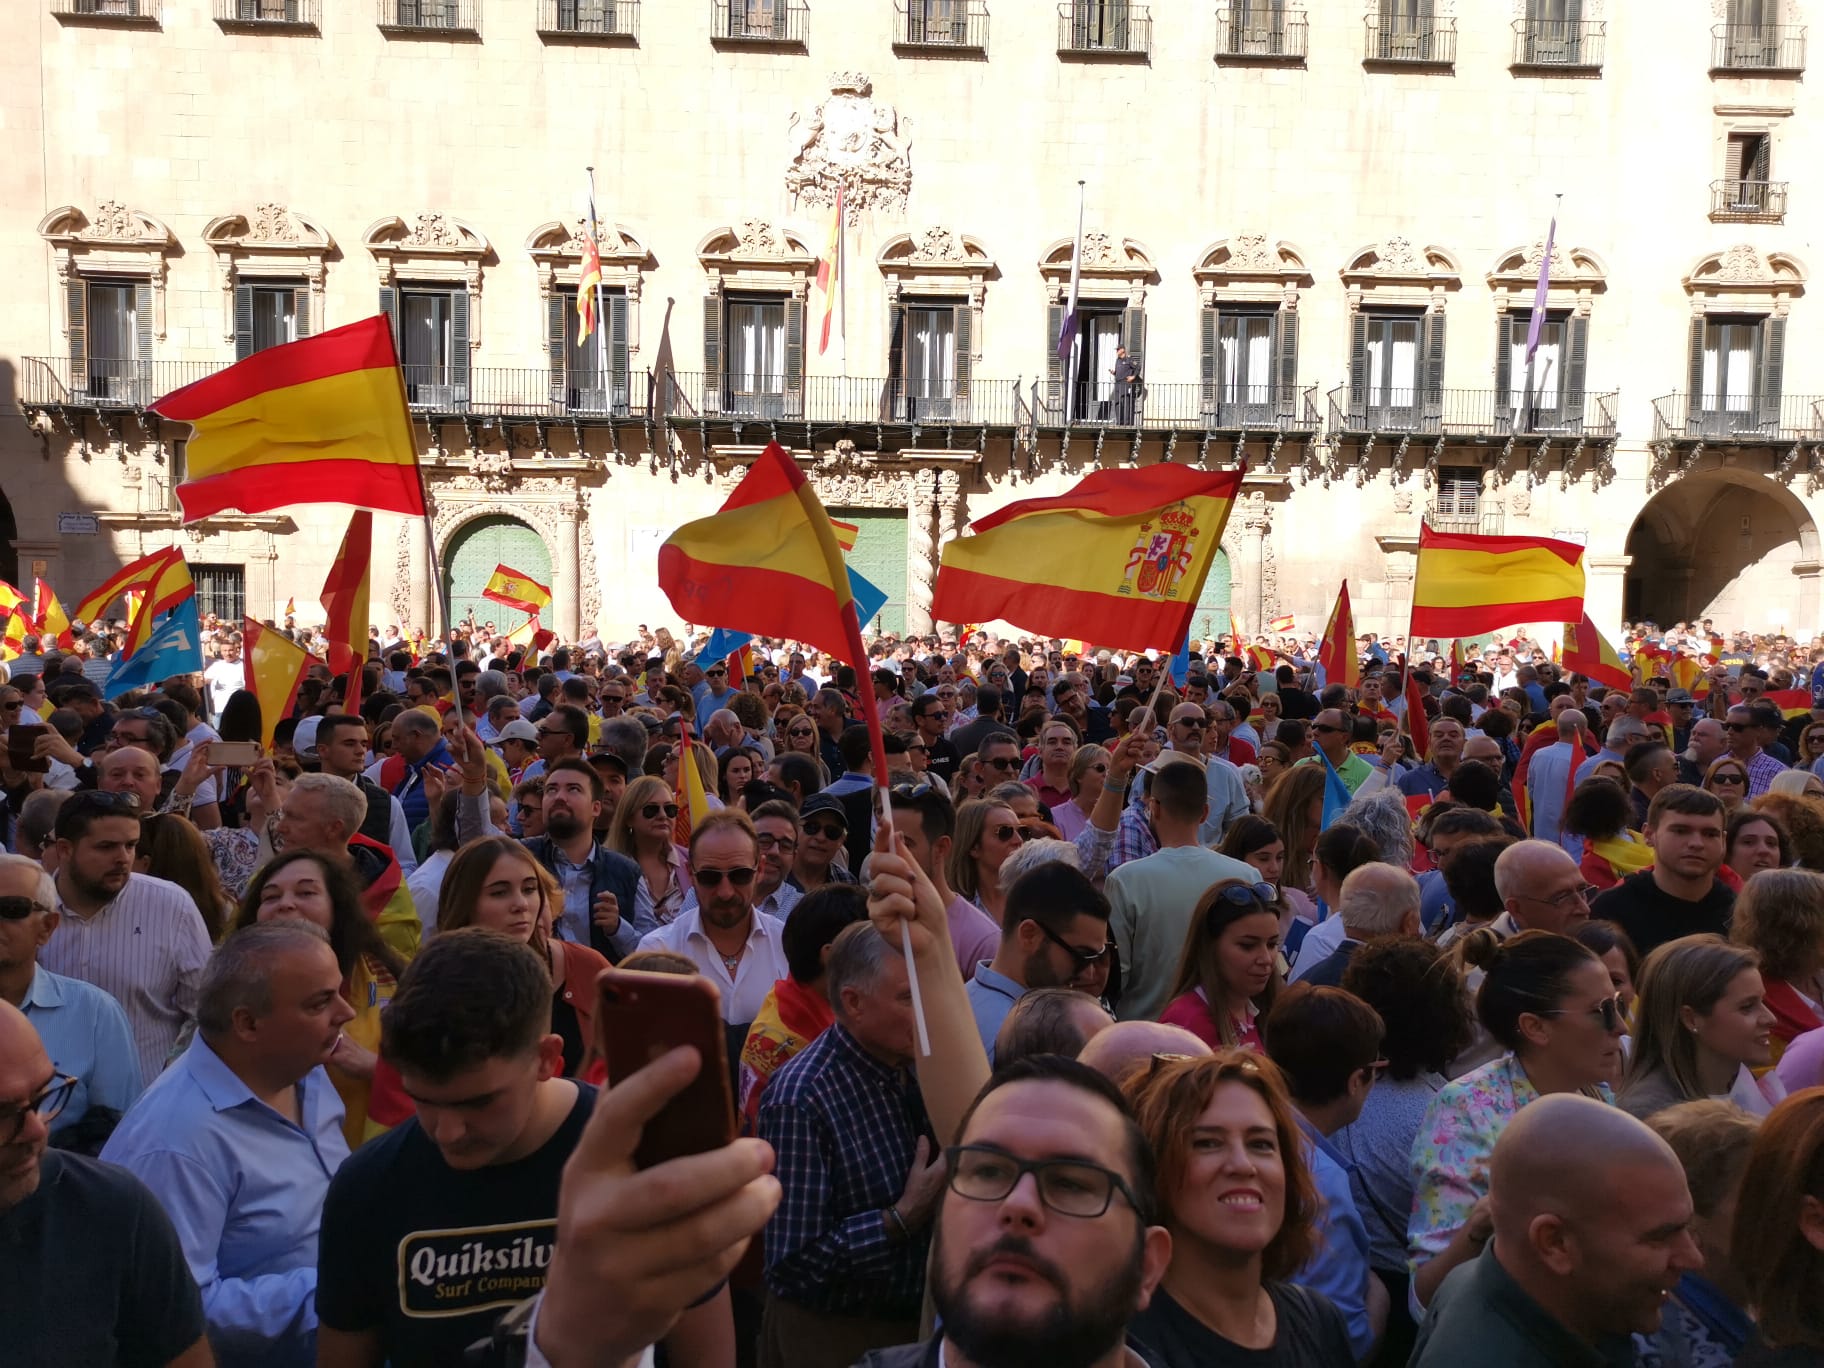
[786,72,913,221]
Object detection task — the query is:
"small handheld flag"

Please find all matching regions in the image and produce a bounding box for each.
[482,566,553,616]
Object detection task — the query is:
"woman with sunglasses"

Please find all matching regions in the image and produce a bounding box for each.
[778,709,822,760]
[1159,879,1284,1051]
[947,798,1023,927]
[605,775,688,928]
[1409,929,1626,1309]
[1620,934,1784,1120]
[1704,754,1753,813]
[1123,1051,1354,1367]
[1053,742,1111,842]
[1799,721,1824,771]
[1732,867,1824,1064]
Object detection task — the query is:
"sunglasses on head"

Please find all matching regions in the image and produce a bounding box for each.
[1206,881,1277,920]
[694,866,756,887]
[640,802,681,821]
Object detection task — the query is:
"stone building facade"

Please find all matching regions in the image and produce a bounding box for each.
[4,0,1824,642]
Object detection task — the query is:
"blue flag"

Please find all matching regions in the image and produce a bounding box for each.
[1168,633,1192,688]
[105,597,203,699]
[1314,743,1355,831]
[696,566,889,667]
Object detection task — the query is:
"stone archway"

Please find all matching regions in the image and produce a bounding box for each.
[1623,470,1822,633]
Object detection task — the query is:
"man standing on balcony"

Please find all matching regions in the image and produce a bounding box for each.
[1111,345,1141,425]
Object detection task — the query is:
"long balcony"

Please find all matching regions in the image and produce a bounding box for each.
[1363,13,1454,66]
[1214,5,1307,62]
[52,0,160,22]
[536,0,637,40]
[1510,17,1603,70]
[20,357,216,411]
[1057,2,1149,58]
[215,0,318,27]
[711,0,807,46]
[1327,387,1619,440]
[1651,393,1824,445]
[894,0,987,52]
[376,0,479,36]
[1030,383,1321,432]
[1711,23,1806,72]
[1710,178,1788,222]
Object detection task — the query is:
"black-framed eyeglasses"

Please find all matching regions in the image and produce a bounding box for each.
[1,1073,77,1145]
[1541,994,1625,1034]
[694,866,756,888]
[755,833,798,854]
[946,1144,1141,1220]
[0,896,52,921]
[1035,920,1114,967]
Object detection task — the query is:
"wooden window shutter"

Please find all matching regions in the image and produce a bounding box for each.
[1493,314,1515,426]
[884,304,906,420]
[1121,305,1146,363]
[1421,309,1447,420]
[1751,133,1771,183]
[547,292,568,402]
[1274,307,1298,419]
[292,286,312,339]
[1759,315,1786,427]
[233,283,256,361]
[1200,306,1219,416]
[1564,315,1589,422]
[1347,312,1370,425]
[609,291,630,412]
[67,277,87,389]
[448,288,471,399]
[1725,134,1748,185]
[953,303,973,414]
[1046,303,1064,415]
[783,295,805,419]
[1686,316,1708,412]
[703,295,723,412]
[378,287,399,352]
[134,280,155,401]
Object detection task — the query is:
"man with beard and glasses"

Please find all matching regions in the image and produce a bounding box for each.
[855,1053,1171,1368]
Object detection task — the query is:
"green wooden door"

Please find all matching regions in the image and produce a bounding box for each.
[444,516,552,632]
[1190,549,1233,642]
[832,509,907,635]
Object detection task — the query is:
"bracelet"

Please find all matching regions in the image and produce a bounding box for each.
[885,1204,911,1240]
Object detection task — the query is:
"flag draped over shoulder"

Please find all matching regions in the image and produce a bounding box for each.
[932,465,1245,652]
[151,315,425,522]
[1316,582,1359,691]
[1409,524,1586,638]
[321,511,373,711]
[482,565,553,616]
[242,616,311,748]
[105,598,202,699]
[1562,613,1631,691]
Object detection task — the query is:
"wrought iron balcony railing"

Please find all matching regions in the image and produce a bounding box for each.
[1031,383,1321,431]
[21,357,217,410]
[52,0,160,21]
[1424,503,1504,536]
[712,0,807,45]
[377,0,479,34]
[536,0,637,39]
[1651,393,1824,444]
[215,0,317,26]
[1711,23,1805,72]
[894,0,987,51]
[1327,387,1619,439]
[1057,3,1150,57]
[1710,178,1788,222]
[1511,17,1603,69]
[1364,13,1454,65]
[1214,5,1308,60]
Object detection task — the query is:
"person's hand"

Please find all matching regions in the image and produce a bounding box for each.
[592,889,621,937]
[894,1136,948,1229]
[174,745,223,801]
[535,1045,780,1368]
[1380,735,1405,769]
[329,1031,377,1081]
[34,730,84,771]
[864,821,951,959]
[450,725,488,791]
[421,762,454,812]
[1465,1195,1494,1246]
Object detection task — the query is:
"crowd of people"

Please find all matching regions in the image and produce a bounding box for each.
[4,606,1824,1368]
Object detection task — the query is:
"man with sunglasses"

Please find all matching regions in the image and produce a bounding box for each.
[0,998,211,1367]
[793,792,857,893]
[1153,702,1250,844]
[1718,703,1787,797]
[636,809,788,1028]
[909,693,960,786]
[965,863,1114,1061]
[695,660,738,733]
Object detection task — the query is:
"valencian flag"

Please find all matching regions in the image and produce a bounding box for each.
[577,232,603,341]
[482,565,553,616]
[1562,613,1631,692]
[817,183,844,355]
[151,315,425,522]
[321,512,373,712]
[932,465,1245,652]
[1316,582,1359,690]
[1408,523,1585,638]
[33,581,74,651]
[242,616,312,748]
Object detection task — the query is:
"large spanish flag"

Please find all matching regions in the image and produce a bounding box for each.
[1316,581,1359,690]
[1561,612,1631,691]
[33,581,73,651]
[1408,523,1585,639]
[151,315,424,522]
[931,465,1243,652]
[320,511,373,711]
[242,616,311,748]
[482,565,553,616]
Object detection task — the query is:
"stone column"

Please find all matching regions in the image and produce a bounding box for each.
[1239,493,1271,631]
[406,516,433,636]
[554,498,582,642]
[906,471,937,636]
[1795,560,1823,638]
[930,467,964,631]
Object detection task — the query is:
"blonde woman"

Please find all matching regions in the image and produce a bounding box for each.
[606,775,689,927]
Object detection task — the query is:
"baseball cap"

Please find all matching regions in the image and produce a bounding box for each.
[799,793,850,827]
[587,750,630,777]
[1666,689,1696,705]
[495,719,538,744]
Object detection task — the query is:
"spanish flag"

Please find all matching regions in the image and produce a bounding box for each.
[0,611,24,663]
[152,315,425,522]
[1669,655,1705,696]
[1315,581,1359,690]
[119,551,198,659]
[33,581,73,650]
[1408,524,1585,638]
[0,581,30,626]
[1267,613,1296,634]
[74,548,186,628]
[1763,688,1815,721]
[817,183,844,356]
[577,232,603,341]
[672,720,714,847]
[1561,613,1631,692]
[931,465,1245,652]
[482,565,553,616]
[503,614,555,654]
[241,615,311,748]
[320,511,373,711]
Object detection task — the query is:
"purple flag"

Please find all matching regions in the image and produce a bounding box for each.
[1524,216,1556,365]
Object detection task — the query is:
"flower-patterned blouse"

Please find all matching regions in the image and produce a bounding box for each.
[1406,1053,1613,1271]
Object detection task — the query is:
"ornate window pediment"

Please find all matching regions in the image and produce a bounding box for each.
[38,201,177,340]
[697,220,818,298]
[364,212,490,342]
[1487,241,1607,317]
[1038,232,1156,306]
[1339,237,1461,310]
[876,228,995,300]
[203,205,334,343]
[527,218,653,354]
[1193,235,1312,308]
[1683,243,1807,315]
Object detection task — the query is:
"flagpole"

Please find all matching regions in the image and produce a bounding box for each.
[586,167,611,405]
[1063,179,1085,425]
[1521,192,1562,436]
[837,179,848,388]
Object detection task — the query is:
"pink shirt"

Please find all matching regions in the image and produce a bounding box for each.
[947,893,1002,983]
[1160,989,1262,1052]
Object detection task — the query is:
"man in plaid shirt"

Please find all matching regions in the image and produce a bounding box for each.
[756,923,944,1368]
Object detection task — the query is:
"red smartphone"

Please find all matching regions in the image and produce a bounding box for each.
[596,967,736,1168]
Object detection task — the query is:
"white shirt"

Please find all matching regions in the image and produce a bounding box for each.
[405,848,452,939]
[203,658,242,717]
[635,907,789,1024]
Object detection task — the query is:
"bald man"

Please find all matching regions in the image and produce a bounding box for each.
[1525,710,1588,844]
[1293,863,1421,987]
[0,999,211,1366]
[1411,1094,1702,1366]
[1076,1018,1212,1084]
